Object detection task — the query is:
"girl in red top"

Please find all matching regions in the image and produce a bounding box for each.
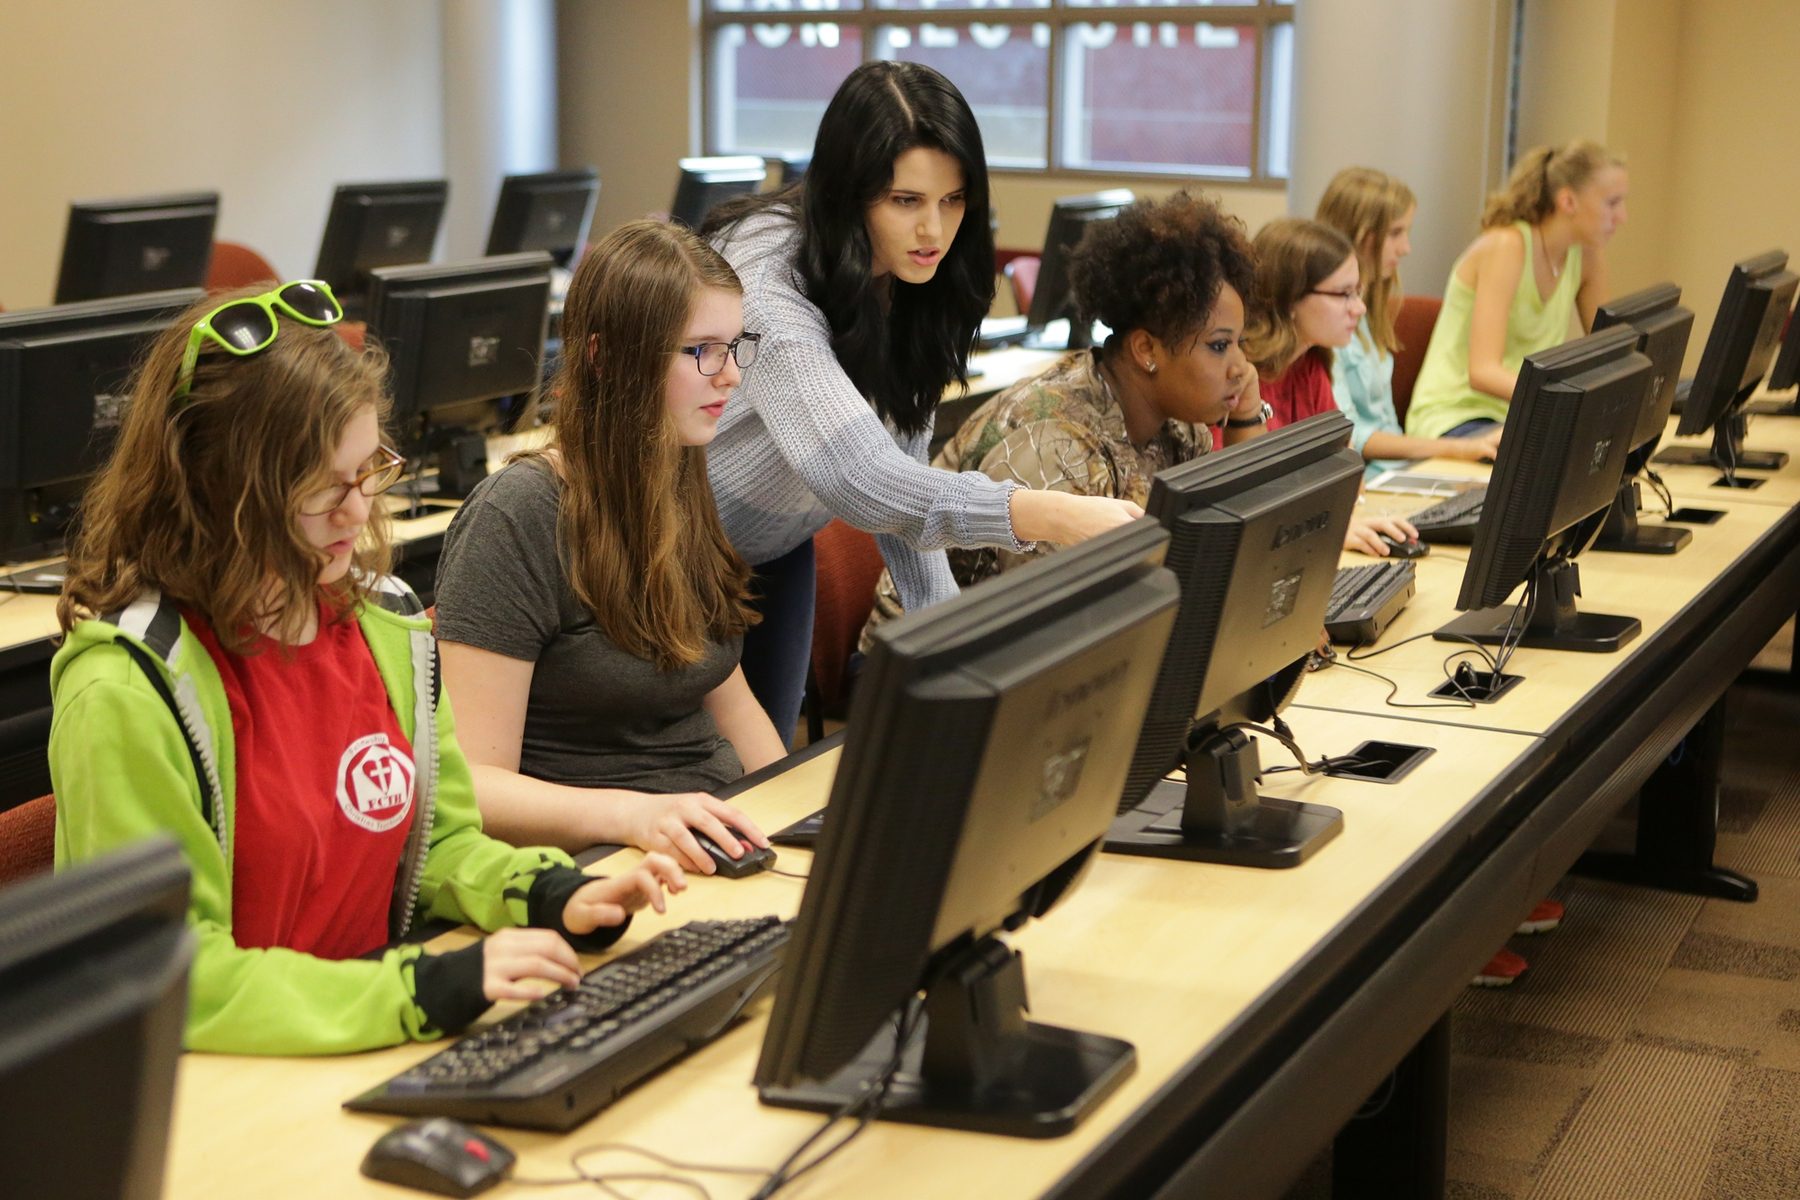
[1244,218,1417,557]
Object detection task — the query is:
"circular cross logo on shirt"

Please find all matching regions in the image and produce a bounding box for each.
[336,733,416,832]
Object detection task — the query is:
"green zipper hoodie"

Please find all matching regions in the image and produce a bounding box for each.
[49,575,617,1056]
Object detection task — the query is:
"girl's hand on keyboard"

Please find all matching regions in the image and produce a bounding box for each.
[481,927,584,1002]
[562,854,688,934]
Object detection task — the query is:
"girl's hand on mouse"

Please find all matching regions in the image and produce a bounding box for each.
[621,793,770,875]
[560,855,687,936]
[478,927,584,1002]
[1344,513,1420,556]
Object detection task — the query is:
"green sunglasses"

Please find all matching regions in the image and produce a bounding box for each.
[175,280,344,398]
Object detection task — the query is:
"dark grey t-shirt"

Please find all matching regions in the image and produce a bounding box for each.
[434,460,743,793]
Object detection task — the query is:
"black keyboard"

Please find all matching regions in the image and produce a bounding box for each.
[1325,560,1416,645]
[1408,486,1488,544]
[346,916,790,1131]
[0,560,67,594]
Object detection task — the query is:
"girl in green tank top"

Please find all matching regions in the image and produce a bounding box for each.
[1404,141,1630,441]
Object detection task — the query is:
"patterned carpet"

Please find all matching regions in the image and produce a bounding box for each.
[1290,623,1800,1200]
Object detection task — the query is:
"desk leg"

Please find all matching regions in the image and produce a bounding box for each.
[1574,700,1758,902]
[1332,1012,1449,1200]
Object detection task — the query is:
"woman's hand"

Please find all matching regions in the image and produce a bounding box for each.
[620,793,771,875]
[479,927,583,1003]
[1009,489,1144,546]
[561,854,687,935]
[1344,513,1420,556]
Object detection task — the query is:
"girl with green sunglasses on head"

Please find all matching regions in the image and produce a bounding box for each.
[50,284,685,1055]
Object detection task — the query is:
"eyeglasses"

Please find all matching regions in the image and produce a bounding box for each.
[176,280,344,399]
[1307,287,1365,307]
[298,445,408,516]
[673,332,761,377]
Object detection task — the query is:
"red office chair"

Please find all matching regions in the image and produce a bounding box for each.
[206,240,281,292]
[0,794,56,889]
[805,520,885,742]
[1003,255,1041,316]
[1392,295,1443,426]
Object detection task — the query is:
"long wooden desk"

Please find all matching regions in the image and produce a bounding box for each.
[156,430,1800,1198]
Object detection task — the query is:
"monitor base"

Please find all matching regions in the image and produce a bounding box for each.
[1104,775,1343,868]
[1434,606,1640,653]
[1592,523,1691,554]
[1653,444,1787,472]
[1739,395,1799,417]
[759,939,1134,1139]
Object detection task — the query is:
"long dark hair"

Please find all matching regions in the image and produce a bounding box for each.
[705,61,994,437]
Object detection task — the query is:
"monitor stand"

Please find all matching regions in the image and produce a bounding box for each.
[1434,559,1640,653]
[1593,476,1690,555]
[1739,392,1799,417]
[758,938,1134,1138]
[1104,726,1343,868]
[1653,410,1788,476]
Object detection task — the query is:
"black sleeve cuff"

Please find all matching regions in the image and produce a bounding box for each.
[412,942,491,1035]
[526,865,632,954]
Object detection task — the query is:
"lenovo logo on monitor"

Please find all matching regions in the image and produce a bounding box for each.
[1271,510,1330,549]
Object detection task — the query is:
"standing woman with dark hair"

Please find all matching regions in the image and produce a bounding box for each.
[702,60,1141,736]
[1404,140,1627,441]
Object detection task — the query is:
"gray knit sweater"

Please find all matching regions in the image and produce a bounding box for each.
[705,212,1022,613]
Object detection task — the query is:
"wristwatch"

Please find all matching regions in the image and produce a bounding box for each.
[1226,400,1272,429]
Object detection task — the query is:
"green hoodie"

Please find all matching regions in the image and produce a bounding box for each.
[49,575,610,1056]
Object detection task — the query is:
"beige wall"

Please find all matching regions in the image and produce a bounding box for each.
[0,1,447,310]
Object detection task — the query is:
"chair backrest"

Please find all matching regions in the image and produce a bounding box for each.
[0,795,55,889]
[206,240,281,293]
[1003,255,1041,316]
[1391,294,1442,426]
[810,520,885,717]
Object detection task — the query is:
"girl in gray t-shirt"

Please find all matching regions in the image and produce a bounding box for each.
[435,221,786,875]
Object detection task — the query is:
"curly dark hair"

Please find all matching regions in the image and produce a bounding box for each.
[1067,190,1256,354]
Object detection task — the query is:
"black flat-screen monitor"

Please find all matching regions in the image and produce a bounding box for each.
[1436,325,1651,654]
[1655,250,1798,482]
[1025,189,1135,350]
[365,253,553,500]
[313,179,448,320]
[485,169,599,270]
[1747,287,1799,415]
[1590,284,1696,554]
[0,289,202,567]
[755,519,1179,1137]
[0,836,194,1200]
[54,192,218,304]
[1103,412,1364,868]
[669,156,767,230]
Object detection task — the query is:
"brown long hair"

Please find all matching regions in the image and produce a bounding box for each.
[533,220,756,671]
[1481,140,1624,230]
[1245,218,1357,378]
[1316,167,1416,357]
[58,287,393,650]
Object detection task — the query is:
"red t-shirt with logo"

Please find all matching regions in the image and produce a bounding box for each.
[1263,349,1337,431]
[186,605,418,960]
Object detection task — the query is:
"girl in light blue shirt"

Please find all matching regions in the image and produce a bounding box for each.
[1317,168,1502,477]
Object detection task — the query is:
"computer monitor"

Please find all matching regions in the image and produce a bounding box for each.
[485,168,599,270]
[775,153,810,188]
[1755,291,1800,409]
[1590,284,1696,555]
[1654,250,1798,483]
[313,179,449,320]
[53,192,218,304]
[668,156,767,230]
[0,289,203,569]
[1025,189,1135,350]
[1103,412,1365,868]
[755,520,1180,1137]
[365,253,553,501]
[0,836,193,1200]
[1435,325,1652,655]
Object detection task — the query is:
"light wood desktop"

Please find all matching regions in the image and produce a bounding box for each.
[164,708,1540,1200]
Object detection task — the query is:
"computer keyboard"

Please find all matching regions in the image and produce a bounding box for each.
[0,560,67,594]
[1325,560,1416,645]
[346,916,790,1131]
[1408,485,1488,544]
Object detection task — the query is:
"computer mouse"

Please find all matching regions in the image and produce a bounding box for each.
[694,829,777,879]
[361,1117,514,1197]
[1380,534,1429,559]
